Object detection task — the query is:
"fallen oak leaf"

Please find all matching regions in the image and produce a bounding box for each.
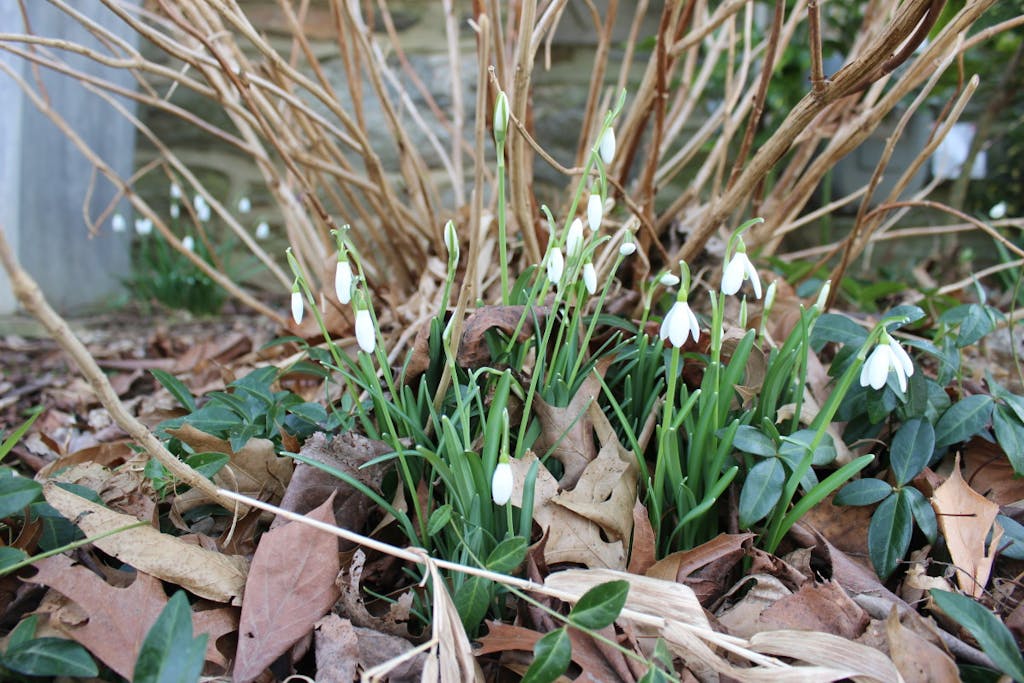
[457,305,551,368]
[42,482,248,603]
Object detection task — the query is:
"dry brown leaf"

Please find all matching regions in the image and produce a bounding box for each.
[716,574,792,638]
[930,456,1002,598]
[797,493,872,559]
[885,608,959,683]
[627,499,657,575]
[234,495,341,682]
[477,622,631,683]
[961,436,1024,506]
[42,482,248,603]
[168,423,292,502]
[510,451,625,569]
[756,580,869,640]
[749,629,902,682]
[457,305,550,368]
[28,554,233,678]
[313,614,359,683]
[532,391,597,488]
[647,533,754,582]
[418,555,482,683]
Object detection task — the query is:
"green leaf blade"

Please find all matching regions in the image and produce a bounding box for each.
[522,627,571,683]
[568,580,629,631]
[133,591,207,683]
[930,589,1024,681]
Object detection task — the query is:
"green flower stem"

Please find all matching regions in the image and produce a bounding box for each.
[0,521,149,577]
[496,140,509,305]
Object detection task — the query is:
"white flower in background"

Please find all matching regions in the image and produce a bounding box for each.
[587,193,603,232]
[860,333,915,392]
[255,221,270,240]
[169,182,182,200]
[566,218,584,258]
[619,234,636,256]
[193,194,211,222]
[546,245,564,285]
[491,461,513,505]
[722,248,761,298]
[990,201,1008,220]
[582,262,597,294]
[659,272,680,287]
[134,218,153,235]
[181,235,195,252]
[237,196,252,213]
[290,283,304,325]
[334,259,353,305]
[599,127,616,165]
[444,219,460,264]
[814,280,832,310]
[170,202,180,219]
[493,91,510,145]
[660,299,701,348]
[111,213,127,232]
[355,308,376,354]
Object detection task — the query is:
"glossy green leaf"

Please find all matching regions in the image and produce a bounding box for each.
[453,575,491,634]
[930,589,1024,681]
[485,536,528,575]
[7,615,37,648]
[834,478,892,507]
[810,313,869,349]
[955,304,994,348]
[780,429,836,467]
[133,591,207,683]
[992,405,1024,475]
[904,486,937,544]
[0,476,42,519]
[738,458,785,528]
[868,490,912,579]
[889,418,934,486]
[522,628,571,683]
[150,369,196,412]
[568,580,629,630]
[426,504,452,537]
[996,515,1024,560]
[934,396,993,449]
[730,426,776,457]
[3,637,98,677]
[0,546,29,573]
[183,452,230,480]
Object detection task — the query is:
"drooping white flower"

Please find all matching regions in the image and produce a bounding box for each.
[587,193,603,232]
[237,196,252,213]
[546,246,564,285]
[491,462,513,505]
[722,250,761,298]
[182,235,195,252]
[444,219,459,264]
[134,218,153,235]
[169,182,182,200]
[255,221,270,240]
[566,218,584,259]
[599,127,616,165]
[990,201,1008,220]
[169,202,180,219]
[290,286,304,325]
[193,194,211,222]
[582,262,597,294]
[660,300,701,348]
[335,259,353,305]
[814,280,832,310]
[860,333,914,392]
[493,91,510,145]
[355,308,376,354]
[619,234,636,256]
[111,213,127,232]
[659,272,680,287]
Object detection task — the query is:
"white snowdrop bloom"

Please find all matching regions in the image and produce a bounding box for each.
[722,250,761,298]
[290,288,304,325]
[546,246,564,285]
[566,218,584,259]
[599,127,616,165]
[334,259,353,305]
[860,333,914,392]
[587,193,603,232]
[169,182,182,200]
[444,219,459,264]
[193,194,211,222]
[491,462,513,505]
[134,218,153,235]
[111,213,127,232]
[619,235,636,256]
[237,196,252,213]
[255,221,270,240]
[659,272,680,287]
[493,91,509,144]
[990,201,1008,220]
[170,202,180,219]
[355,308,376,354]
[660,300,700,348]
[181,235,195,252]
[582,262,597,295]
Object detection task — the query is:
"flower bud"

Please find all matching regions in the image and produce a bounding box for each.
[582,262,597,295]
[491,462,513,505]
[599,127,616,165]
[567,218,584,258]
[290,282,303,325]
[493,91,510,145]
[587,193,603,232]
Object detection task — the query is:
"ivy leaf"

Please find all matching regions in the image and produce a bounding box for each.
[868,490,912,579]
[992,405,1024,475]
[738,458,785,527]
[0,476,43,518]
[889,418,934,486]
[486,536,528,575]
[568,580,629,631]
[905,486,937,544]
[934,396,993,449]
[453,576,491,635]
[730,426,776,457]
[521,627,571,683]
[133,591,207,683]
[3,638,98,678]
[930,589,1024,681]
[834,478,892,507]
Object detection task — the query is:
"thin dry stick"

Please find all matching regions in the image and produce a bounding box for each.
[0,224,245,514]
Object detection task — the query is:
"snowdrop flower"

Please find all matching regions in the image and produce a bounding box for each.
[659,272,680,287]
[587,193,603,232]
[814,280,832,311]
[990,201,1008,220]
[444,219,459,265]
[193,194,211,222]
[182,235,195,252]
[567,218,584,259]
[111,213,127,232]
[546,245,564,285]
[169,182,182,200]
[493,91,509,145]
[599,127,616,165]
[255,221,270,240]
[582,262,597,295]
[334,259,353,305]
[290,281,303,325]
[660,299,701,348]
[722,245,761,298]
[619,233,636,256]
[134,218,153,235]
[491,461,513,506]
[170,202,180,219]
[860,333,914,392]
[237,196,252,213]
[354,308,376,354]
